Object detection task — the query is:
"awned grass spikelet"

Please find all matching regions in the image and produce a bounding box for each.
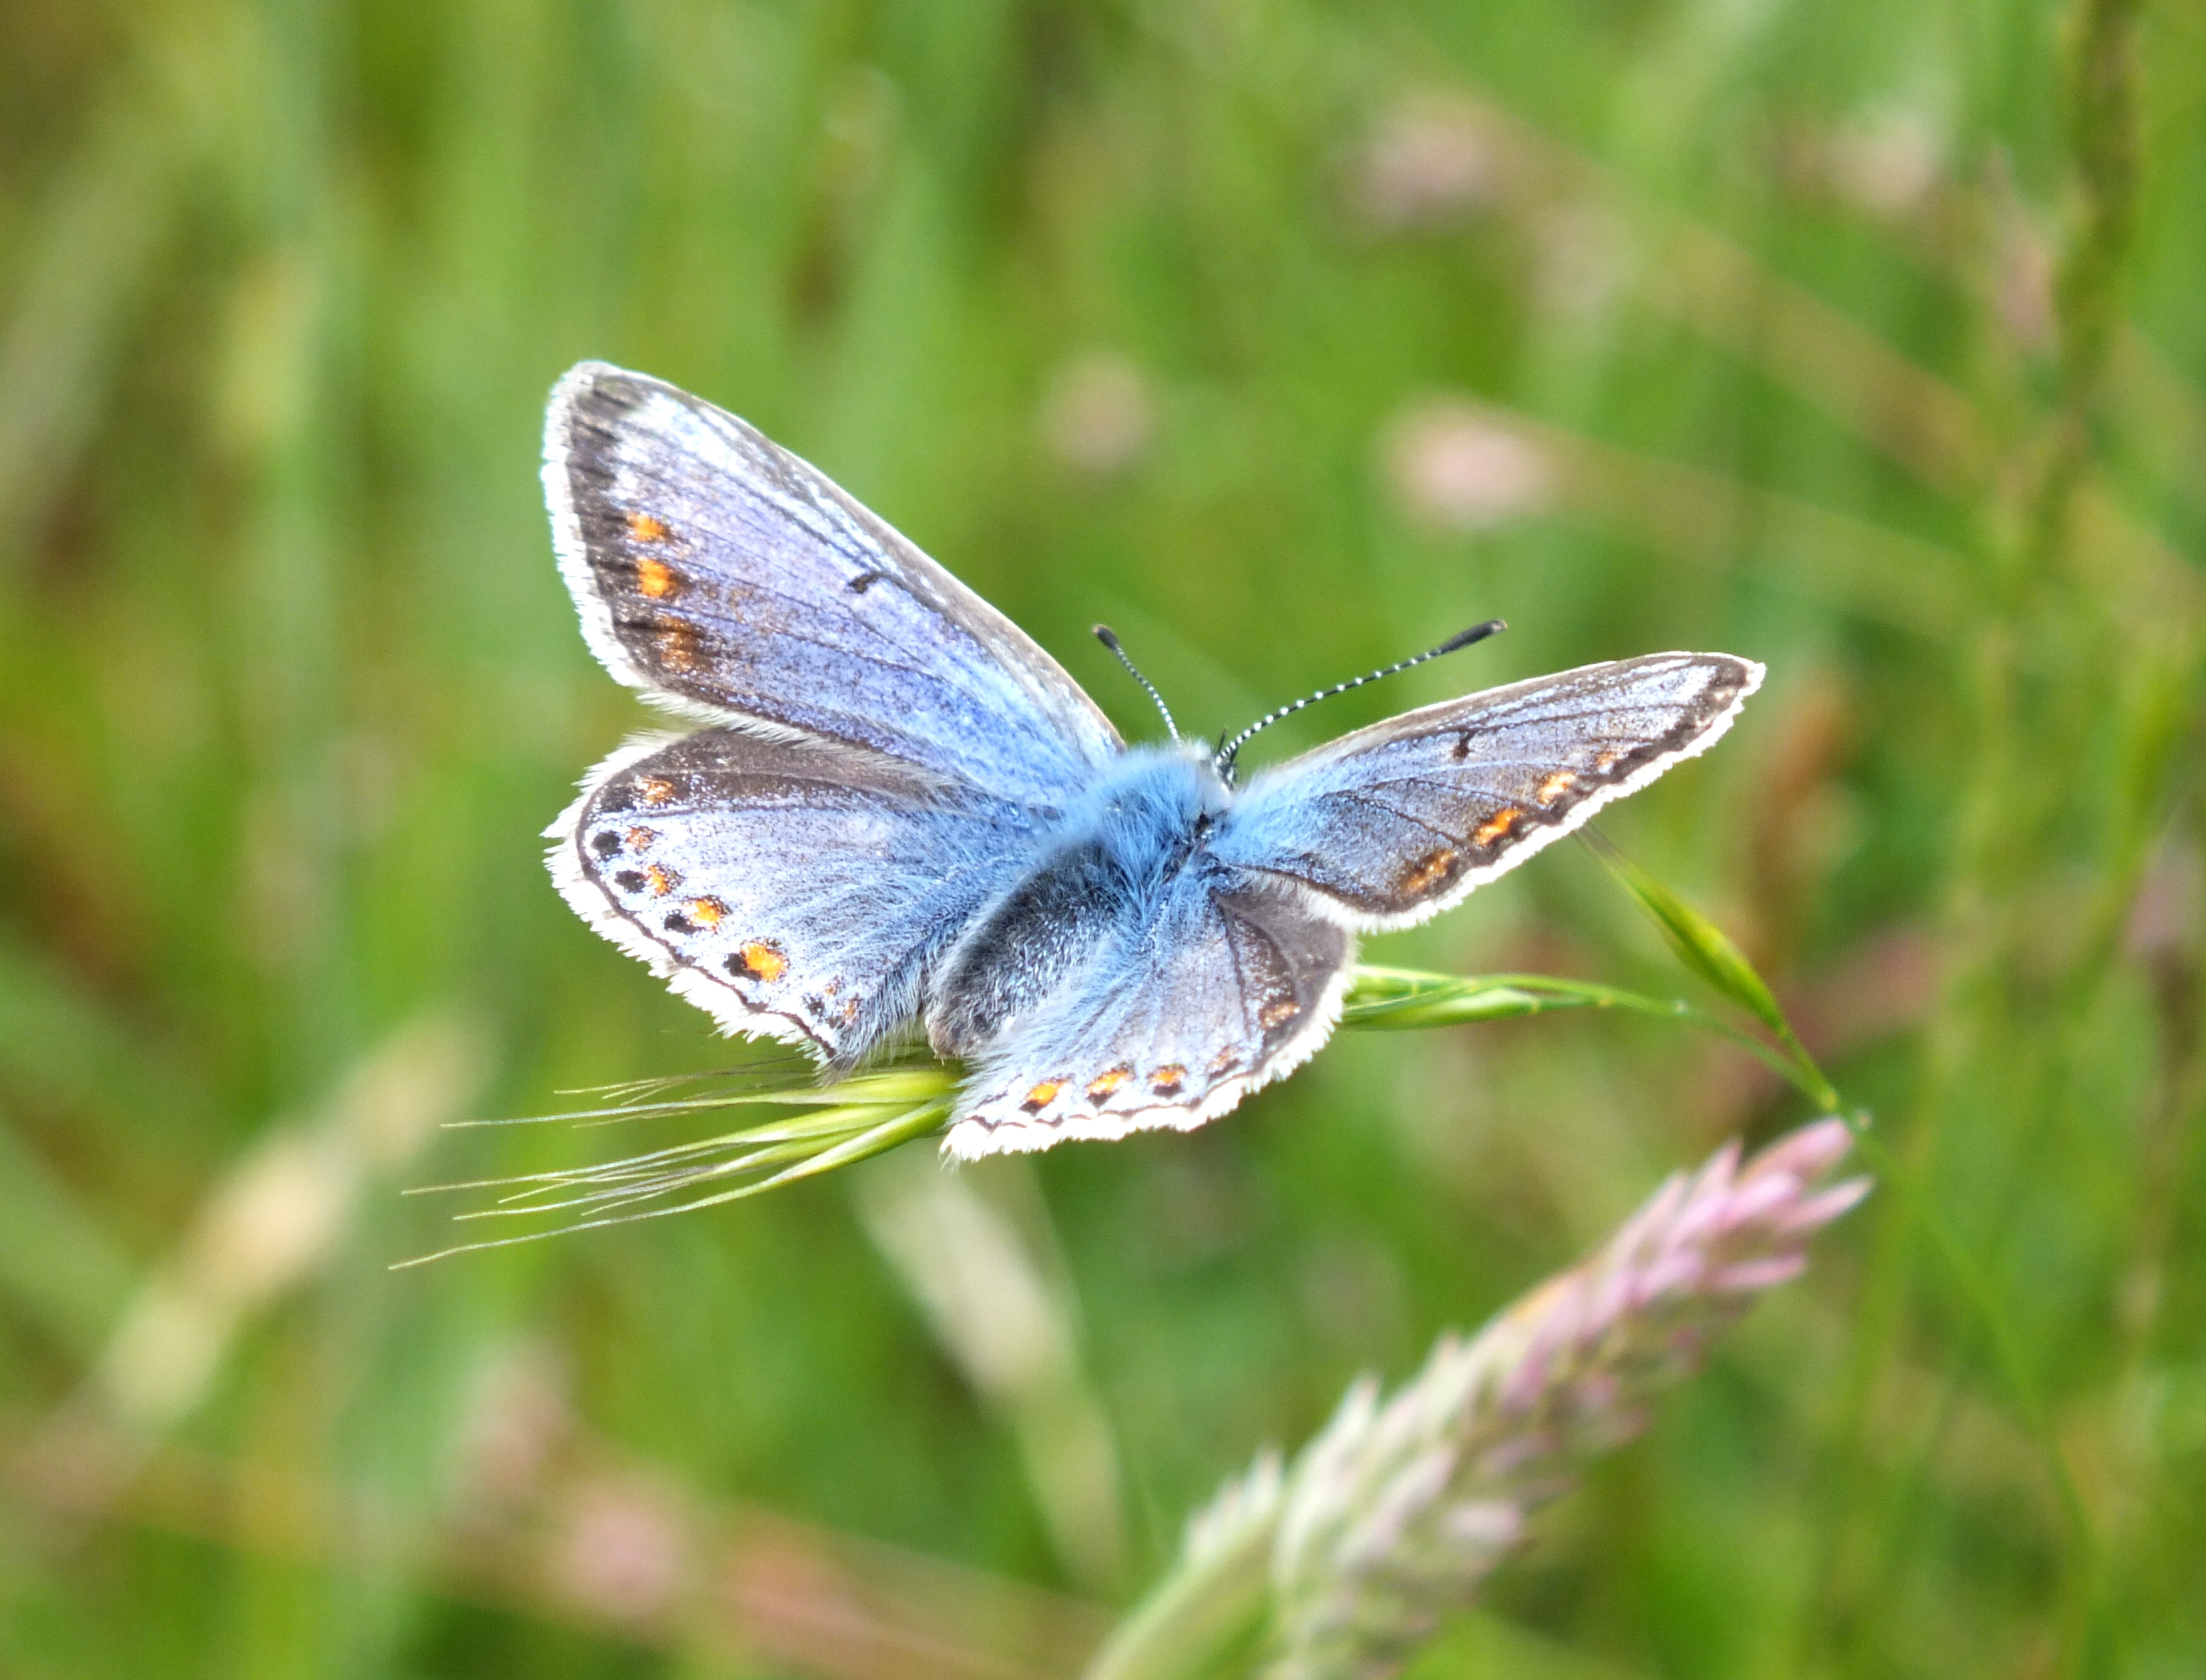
[398,1065,957,1265]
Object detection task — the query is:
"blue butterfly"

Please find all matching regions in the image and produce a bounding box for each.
[543,364,1762,1159]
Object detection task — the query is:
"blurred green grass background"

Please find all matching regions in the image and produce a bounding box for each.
[1,0,2202,1675]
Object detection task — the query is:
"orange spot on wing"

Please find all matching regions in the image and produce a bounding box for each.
[1020,1081,1062,1113]
[1472,807,1523,848]
[626,511,671,542]
[1593,749,1621,772]
[1086,1067,1130,1101]
[688,897,726,928]
[1397,845,1458,896]
[636,555,678,598]
[657,622,699,671]
[1258,998,1299,1030]
[643,863,676,896]
[1150,1064,1187,1096]
[737,941,788,982]
[638,777,675,806]
[624,826,657,850]
[1536,770,1576,805]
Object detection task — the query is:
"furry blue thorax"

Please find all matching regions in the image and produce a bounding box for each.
[1036,742,1232,893]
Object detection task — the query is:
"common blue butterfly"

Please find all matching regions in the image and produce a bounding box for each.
[543,364,1762,1159]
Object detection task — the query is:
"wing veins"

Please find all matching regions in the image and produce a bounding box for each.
[1344,711,1685,751]
[618,588,1037,742]
[623,443,882,576]
[1214,894,1273,1053]
[611,430,1080,728]
[1307,790,1465,843]
[610,520,1049,729]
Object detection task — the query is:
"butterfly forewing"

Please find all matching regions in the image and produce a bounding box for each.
[1210,653,1762,927]
[546,363,1122,807]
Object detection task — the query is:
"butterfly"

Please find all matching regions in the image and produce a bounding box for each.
[542,363,1763,1160]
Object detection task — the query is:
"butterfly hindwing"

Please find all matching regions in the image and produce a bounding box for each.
[944,864,1351,1159]
[1209,653,1762,927]
[545,363,1122,806]
[549,728,1033,1069]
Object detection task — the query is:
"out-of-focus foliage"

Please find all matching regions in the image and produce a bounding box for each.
[0,0,2200,1676]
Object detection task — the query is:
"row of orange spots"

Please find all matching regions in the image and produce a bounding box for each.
[1017,1060,1197,1115]
[596,801,791,994]
[1455,764,1587,859]
[636,555,678,599]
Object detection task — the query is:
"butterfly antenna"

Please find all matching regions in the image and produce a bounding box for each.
[1213,618,1506,778]
[1093,624,1181,741]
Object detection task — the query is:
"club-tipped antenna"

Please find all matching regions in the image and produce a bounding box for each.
[1213,618,1507,777]
[1093,624,1180,742]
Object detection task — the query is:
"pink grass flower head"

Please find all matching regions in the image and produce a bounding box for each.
[1258,1118,1866,1680]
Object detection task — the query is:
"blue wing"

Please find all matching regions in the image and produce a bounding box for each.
[942,864,1351,1160]
[545,363,1121,807]
[549,729,1034,1070]
[1208,653,1763,927]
